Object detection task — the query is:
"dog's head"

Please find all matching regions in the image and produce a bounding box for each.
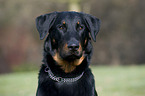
[36,12,100,73]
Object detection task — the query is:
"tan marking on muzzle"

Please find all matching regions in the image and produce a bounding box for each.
[53,52,85,73]
[73,55,85,66]
[84,38,87,45]
[63,43,69,53]
[64,43,68,50]
[78,43,82,52]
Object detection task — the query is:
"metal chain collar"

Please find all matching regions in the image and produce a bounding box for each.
[45,67,84,82]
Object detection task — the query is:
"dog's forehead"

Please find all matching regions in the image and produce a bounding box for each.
[56,12,83,23]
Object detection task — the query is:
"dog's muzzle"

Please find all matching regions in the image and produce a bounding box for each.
[67,38,80,53]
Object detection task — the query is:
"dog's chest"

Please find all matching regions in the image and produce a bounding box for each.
[54,81,92,96]
[55,82,78,93]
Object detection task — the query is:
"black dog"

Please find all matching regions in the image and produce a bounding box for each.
[35,11,101,96]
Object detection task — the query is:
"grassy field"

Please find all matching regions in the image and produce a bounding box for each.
[0,65,145,96]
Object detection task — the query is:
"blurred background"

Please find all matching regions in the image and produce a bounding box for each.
[0,0,145,96]
[0,0,145,73]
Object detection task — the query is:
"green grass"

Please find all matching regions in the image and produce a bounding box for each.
[0,65,145,96]
[92,65,145,96]
[0,71,38,96]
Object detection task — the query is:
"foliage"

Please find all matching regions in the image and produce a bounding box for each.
[0,0,145,73]
[90,0,145,65]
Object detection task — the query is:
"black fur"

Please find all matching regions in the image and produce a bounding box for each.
[35,11,101,96]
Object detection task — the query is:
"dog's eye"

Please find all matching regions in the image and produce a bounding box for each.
[79,26,83,30]
[77,25,84,31]
[77,22,84,31]
[59,26,63,30]
[59,26,66,30]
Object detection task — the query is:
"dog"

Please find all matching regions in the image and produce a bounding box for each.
[35,11,101,96]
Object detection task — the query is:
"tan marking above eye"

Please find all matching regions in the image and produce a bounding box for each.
[52,39,55,43]
[63,21,66,24]
[77,21,80,24]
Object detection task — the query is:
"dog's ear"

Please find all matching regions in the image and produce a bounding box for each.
[84,14,101,42]
[36,12,57,40]
[44,35,52,52]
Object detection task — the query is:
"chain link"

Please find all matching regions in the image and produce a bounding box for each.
[45,67,84,82]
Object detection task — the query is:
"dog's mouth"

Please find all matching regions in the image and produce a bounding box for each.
[63,51,82,60]
[60,42,83,60]
[53,51,85,73]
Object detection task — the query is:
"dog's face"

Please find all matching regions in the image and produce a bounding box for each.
[36,12,100,73]
[50,13,89,60]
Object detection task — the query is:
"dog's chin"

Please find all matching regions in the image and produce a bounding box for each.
[53,50,85,73]
[61,52,82,61]
[64,55,80,61]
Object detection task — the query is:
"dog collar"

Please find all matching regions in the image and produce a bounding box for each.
[45,67,84,82]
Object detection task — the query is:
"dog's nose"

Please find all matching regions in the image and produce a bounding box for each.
[68,43,79,51]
